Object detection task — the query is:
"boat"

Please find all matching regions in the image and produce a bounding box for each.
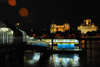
[51,44,83,53]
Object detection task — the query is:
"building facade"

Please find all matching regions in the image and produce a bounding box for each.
[77,19,98,34]
[50,22,70,33]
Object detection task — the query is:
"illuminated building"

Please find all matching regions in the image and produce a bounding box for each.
[50,21,70,33]
[77,19,98,34]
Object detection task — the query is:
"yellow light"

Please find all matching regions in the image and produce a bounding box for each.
[31,29,33,32]
[16,23,19,25]
[43,29,46,30]
[26,35,29,38]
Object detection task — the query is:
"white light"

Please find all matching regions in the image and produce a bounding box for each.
[29,37,34,39]
[32,53,40,60]
[62,58,70,62]
[27,53,40,65]
[1,28,9,31]
[65,39,70,42]
[4,28,8,31]
[37,40,40,41]
[62,39,66,42]
[2,28,5,31]
[11,31,13,34]
[74,55,79,62]
[26,35,29,38]
[49,42,52,45]
[54,54,59,62]
[28,41,37,42]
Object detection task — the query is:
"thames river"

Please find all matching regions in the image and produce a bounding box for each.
[4,40,100,67]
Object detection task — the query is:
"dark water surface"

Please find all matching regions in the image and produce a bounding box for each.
[4,40,100,67]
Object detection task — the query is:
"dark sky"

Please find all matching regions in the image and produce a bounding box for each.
[0,0,100,30]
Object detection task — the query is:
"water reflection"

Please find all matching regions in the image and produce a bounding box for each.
[24,52,80,67]
[23,40,100,67]
[24,53,40,65]
[3,40,100,67]
[50,54,80,67]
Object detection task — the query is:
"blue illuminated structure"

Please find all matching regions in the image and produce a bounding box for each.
[32,44,37,45]
[57,44,62,49]
[57,44,74,49]
[69,44,74,49]
[32,43,47,47]
[63,44,69,49]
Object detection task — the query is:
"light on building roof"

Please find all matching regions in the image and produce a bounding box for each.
[16,23,19,25]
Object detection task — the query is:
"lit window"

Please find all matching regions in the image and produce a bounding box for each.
[67,25,69,27]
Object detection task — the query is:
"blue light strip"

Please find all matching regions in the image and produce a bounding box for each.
[57,44,74,49]
[32,44,48,47]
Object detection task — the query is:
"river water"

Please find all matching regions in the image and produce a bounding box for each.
[4,40,100,67]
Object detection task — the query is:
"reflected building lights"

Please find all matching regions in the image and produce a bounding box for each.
[25,53,80,67]
[27,53,40,65]
[51,54,80,67]
[32,53,40,60]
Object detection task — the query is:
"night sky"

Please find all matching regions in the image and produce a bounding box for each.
[0,0,100,30]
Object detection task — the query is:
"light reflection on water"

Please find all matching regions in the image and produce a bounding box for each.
[24,52,41,66]
[3,40,100,67]
[3,40,99,67]
[50,54,80,67]
[24,53,80,67]
[28,53,40,65]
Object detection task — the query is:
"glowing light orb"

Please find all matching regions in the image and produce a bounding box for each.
[8,0,16,6]
[19,8,28,17]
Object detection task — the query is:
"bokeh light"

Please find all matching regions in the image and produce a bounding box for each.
[8,0,16,6]
[19,8,28,17]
